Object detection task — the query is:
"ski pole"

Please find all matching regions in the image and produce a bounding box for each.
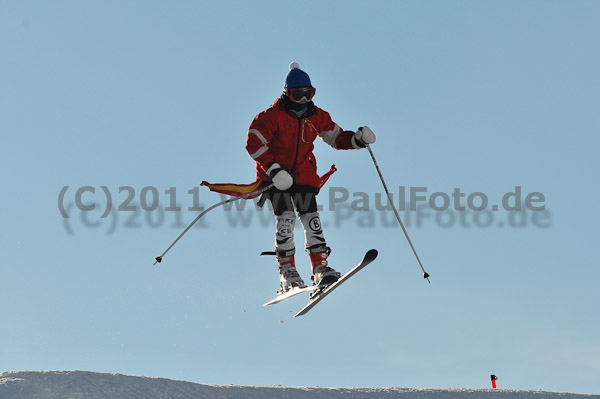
[153,183,274,266]
[366,144,431,283]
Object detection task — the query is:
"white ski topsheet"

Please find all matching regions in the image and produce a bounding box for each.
[263,285,317,306]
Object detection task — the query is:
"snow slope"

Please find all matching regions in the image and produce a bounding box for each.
[0,371,598,399]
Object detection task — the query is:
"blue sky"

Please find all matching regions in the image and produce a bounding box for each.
[1,0,599,394]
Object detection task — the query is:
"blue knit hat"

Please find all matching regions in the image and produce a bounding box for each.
[284,62,312,89]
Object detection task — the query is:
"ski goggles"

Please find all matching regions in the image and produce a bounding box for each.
[286,86,316,103]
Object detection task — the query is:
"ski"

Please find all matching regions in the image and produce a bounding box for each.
[263,285,317,306]
[294,249,378,317]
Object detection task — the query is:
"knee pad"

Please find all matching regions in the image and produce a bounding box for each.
[299,211,326,248]
[275,211,296,251]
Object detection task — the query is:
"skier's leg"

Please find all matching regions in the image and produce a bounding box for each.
[267,189,305,292]
[291,186,321,243]
[275,211,296,258]
[294,186,341,285]
[269,190,296,253]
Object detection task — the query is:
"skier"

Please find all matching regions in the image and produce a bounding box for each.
[245,62,376,294]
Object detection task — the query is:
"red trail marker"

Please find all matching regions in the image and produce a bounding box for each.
[491,374,498,389]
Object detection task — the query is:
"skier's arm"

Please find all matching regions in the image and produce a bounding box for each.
[317,110,375,150]
[318,122,356,150]
[245,112,277,174]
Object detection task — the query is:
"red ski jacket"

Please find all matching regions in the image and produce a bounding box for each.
[246,97,358,188]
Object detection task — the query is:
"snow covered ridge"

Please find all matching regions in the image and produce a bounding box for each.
[0,371,598,399]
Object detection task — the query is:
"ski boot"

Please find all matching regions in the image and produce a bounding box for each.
[307,245,341,288]
[276,249,306,295]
